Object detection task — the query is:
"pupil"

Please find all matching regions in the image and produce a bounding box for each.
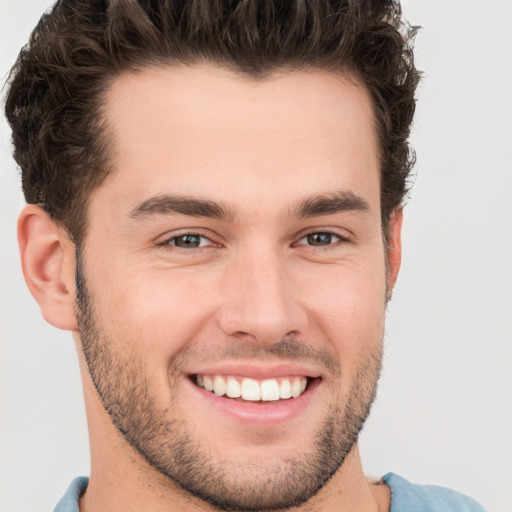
[307,233,331,246]
[177,235,200,248]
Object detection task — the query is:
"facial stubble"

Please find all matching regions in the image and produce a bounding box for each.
[75,253,383,511]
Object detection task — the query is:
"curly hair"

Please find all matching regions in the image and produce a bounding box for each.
[5,0,420,246]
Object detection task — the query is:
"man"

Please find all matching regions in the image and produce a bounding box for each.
[3,1,489,511]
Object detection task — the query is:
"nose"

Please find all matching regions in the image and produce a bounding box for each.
[217,248,308,345]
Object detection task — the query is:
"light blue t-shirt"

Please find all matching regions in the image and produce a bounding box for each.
[54,473,487,512]
[382,473,487,512]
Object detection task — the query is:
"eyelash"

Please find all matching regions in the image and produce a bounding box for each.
[294,230,350,249]
[158,229,351,252]
[158,231,219,250]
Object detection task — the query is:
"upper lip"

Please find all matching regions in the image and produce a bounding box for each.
[187,362,323,380]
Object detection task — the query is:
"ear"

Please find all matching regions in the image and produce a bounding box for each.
[18,205,78,331]
[386,207,403,298]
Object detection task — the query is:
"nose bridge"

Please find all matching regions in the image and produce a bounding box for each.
[219,242,306,344]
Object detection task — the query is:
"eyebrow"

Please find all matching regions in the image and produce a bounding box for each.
[129,190,370,222]
[293,191,370,219]
[129,194,235,221]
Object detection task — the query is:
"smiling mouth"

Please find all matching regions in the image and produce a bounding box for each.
[193,374,313,402]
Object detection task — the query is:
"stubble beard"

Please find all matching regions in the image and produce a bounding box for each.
[75,255,383,511]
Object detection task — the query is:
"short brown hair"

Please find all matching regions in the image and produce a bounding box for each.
[5,0,420,246]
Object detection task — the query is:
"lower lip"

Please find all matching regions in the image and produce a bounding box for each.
[186,377,320,426]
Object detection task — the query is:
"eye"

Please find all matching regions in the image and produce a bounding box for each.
[164,233,213,249]
[296,231,345,247]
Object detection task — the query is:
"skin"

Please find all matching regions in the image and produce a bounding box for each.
[18,64,401,512]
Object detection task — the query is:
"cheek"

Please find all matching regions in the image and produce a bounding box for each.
[307,272,385,402]
[91,267,220,360]
[86,239,387,369]
[297,257,387,357]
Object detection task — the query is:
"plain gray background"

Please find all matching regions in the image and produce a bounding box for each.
[1,1,511,511]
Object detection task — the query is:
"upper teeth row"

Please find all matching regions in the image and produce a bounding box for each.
[196,375,308,401]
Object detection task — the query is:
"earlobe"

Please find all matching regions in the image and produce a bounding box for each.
[18,205,78,331]
[386,208,403,298]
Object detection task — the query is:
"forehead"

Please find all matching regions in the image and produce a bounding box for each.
[97,63,380,217]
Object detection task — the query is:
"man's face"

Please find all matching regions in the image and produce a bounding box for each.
[76,64,397,510]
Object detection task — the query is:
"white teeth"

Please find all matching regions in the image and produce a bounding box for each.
[203,375,214,392]
[261,379,280,401]
[291,377,302,398]
[279,379,292,399]
[226,377,241,398]
[241,378,261,401]
[195,374,310,401]
[213,375,226,396]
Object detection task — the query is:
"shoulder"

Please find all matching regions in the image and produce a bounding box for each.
[53,477,89,512]
[382,473,487,512]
